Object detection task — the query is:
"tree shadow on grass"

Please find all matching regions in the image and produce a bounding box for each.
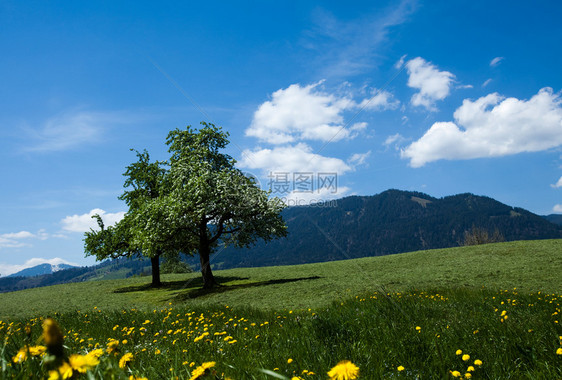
[112,275,249,294]
[170,276,322,302]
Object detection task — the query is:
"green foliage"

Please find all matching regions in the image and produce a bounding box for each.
[134,122,287,287]
[160,257,193,274]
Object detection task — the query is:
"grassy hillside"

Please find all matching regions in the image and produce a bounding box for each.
[1,239,560,320]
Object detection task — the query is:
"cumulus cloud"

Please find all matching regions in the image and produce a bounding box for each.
[401,88,562,167]
[239,143,352,175]
[552,176,562,188]
[0,257,78,277]
[61,209,126,233]
[281,186,352,206]
[490,57,504,67]
[246,82,397,145]
[0,230,49,249]
[553,204,562,213]
[406,57,455,110]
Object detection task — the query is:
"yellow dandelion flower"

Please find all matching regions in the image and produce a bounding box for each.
[106,339,119,354]
[29,345,47,356]
[190,361,215,380]
[12,347,27,363]
[474,359,483,366]
[397,365,405,371]
[462,354,470,361]
[119,353,134,369]
[465,373,472,379]
[327,360,360,380]
[450,370,461,377]
[87,348,104,358]
[287,358,293,363]
[455,349,462,355]
[467,365,475,372]
[556,347,562,355]
[48,362,73,380]
[69,353,99,373]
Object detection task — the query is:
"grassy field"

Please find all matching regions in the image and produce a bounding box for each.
[0,239,561,319]
[0,240,561,379]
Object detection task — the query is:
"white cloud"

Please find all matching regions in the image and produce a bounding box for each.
[246,82,353,144]
[406,57,455,110]
[395,54,407,69]
[348,151,371,167]
[0,257,79,277]
[246,82,397,145]
[402,88,562,167]
[482,78,493,88]
[384,133,408,150]
[239,143,352,175]
[0,229,49,249]
[281,186,351,206]
[552,176,562,188]
[490,57,504,67]
[553,204,562,213]
[357,89,400,110]
[61,209,126,233]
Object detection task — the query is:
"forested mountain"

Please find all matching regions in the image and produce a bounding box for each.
[206,190,562,269]
[543,214,562,226]
[2,189,560,292]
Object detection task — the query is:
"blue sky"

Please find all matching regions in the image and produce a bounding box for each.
[1,0,561,276]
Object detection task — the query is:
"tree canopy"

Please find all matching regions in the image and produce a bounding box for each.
[84,122,287,289]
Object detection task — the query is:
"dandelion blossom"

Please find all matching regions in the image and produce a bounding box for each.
[29,345,47,356]
[190,361,216,380]
[556,347,562,355]
[455,349,462,355]
[462,354,470,361]
[119,353,134,369]
[12,347,27,363]
[397,365,405,371]
[327,360,360,380]
[48,362,73,380]
[70,354,99,373]
[474,359,483,366]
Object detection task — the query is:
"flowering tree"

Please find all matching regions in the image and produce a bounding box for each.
[84,150,171,287]
[132,122,287,288]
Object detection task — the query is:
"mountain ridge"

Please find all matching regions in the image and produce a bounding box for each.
[2,189,560,292]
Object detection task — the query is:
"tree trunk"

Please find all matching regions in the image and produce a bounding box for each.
[151,254,161,287]
[199,243,217,289]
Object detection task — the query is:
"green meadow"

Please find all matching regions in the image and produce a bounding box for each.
[1,240,561,379]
